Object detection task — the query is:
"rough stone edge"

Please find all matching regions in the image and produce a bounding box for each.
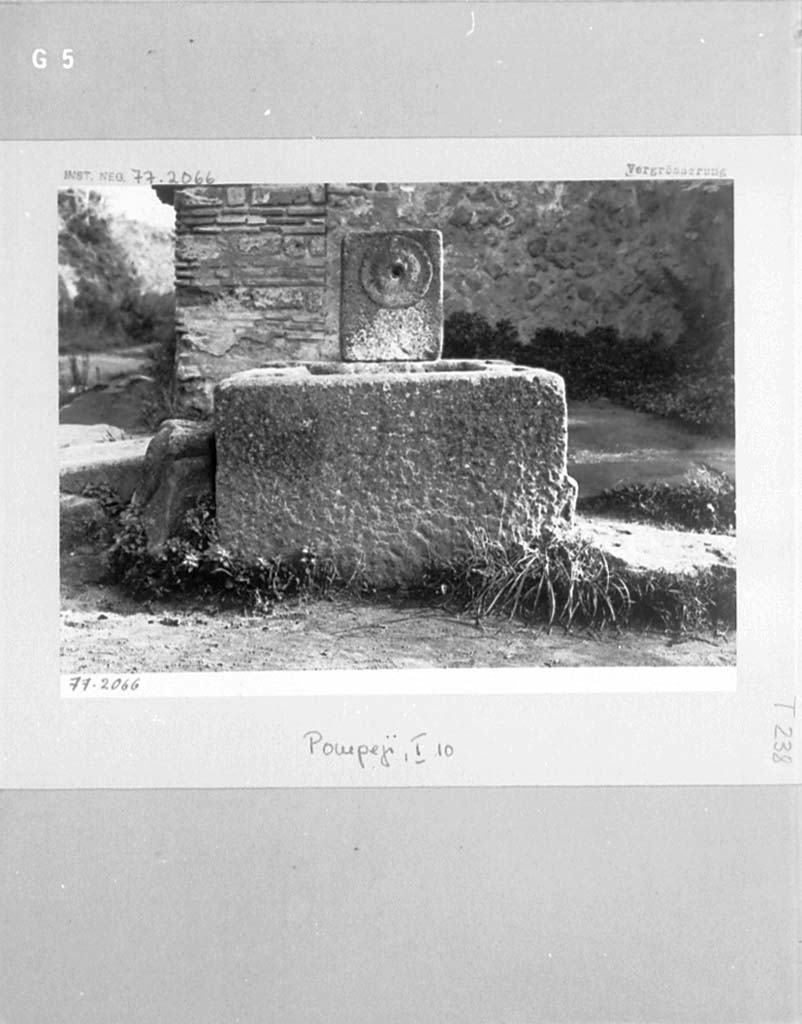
[132,419,216,556]
[574,514,736,577]
[60,439,152,502]
[215,362,566,395]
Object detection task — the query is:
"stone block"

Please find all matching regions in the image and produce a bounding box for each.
[214,362,576,587]
[251,186,311,206]
[449,205,473,228]
[59,424,130,448]
[176,235,222,261]
[175,188,224,209]
[60,438,151,502]
[283,205,326,218]
[283,236,308,258]
[281,223,326,235]
[133,419,216,555]
[576,515,735,575]
[237,233,283,255]
[340,230,443,361]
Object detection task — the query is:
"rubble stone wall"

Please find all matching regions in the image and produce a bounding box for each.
[326,181,733,352]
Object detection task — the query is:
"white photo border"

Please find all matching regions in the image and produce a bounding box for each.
[2,135,800,787]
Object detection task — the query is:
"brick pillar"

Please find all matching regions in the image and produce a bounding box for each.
[168,184,334,417]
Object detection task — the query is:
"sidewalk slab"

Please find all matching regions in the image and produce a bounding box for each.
[576,514,735,575]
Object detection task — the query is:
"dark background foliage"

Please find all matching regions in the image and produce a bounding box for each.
[443,311,734,435]
[58,190,175,353]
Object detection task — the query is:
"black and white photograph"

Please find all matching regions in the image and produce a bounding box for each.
[2,3,801,1023]
[59,178,736,673]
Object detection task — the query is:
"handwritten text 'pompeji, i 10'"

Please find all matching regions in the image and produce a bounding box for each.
[302,731,455,770]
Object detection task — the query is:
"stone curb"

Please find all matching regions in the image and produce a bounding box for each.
[59,438,152,502]
[575,514,735,576]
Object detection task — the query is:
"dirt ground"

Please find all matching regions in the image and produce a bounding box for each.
[60,546,736,673]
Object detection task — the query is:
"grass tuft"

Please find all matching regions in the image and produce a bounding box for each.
[419,525,735,634]
[419,527,630,629]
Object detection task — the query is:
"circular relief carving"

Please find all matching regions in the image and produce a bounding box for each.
[359,235,433,309]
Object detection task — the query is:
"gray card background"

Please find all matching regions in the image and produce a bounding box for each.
[2,2,801,1021]
[1,1,800,138]
[1,787,800,1024]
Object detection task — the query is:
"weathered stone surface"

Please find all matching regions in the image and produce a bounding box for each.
[340,230,443,361]
[176,235,222,261]
[214,363,575,587]
[175,188,223,209]
[133,419,215,555]
[251,186,319,207]
[60,438,151,502]
[59,423,130,448]
[576,515,735,575]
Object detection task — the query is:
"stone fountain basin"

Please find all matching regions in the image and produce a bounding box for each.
[214,361,576,586]
[237,358,534,377]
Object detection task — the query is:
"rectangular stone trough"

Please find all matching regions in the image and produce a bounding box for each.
[214,360,576,587]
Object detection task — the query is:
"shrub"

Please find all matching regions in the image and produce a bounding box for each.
[443,311,522,360]
[521,326,676,401]
[58,189,176,354]
[520,325,734,435]
[626,564,735,634]
[578,468,735,533]
[120,290,176,347]
[486,318,521,359]
[106,496,354,609]
[633,366,735,434]
[443,313,734,435]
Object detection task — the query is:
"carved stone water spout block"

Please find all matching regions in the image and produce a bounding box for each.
[340,230,444,361]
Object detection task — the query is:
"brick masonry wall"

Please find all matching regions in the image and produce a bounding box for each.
[165,180,733,417]
[171,184,333,416]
